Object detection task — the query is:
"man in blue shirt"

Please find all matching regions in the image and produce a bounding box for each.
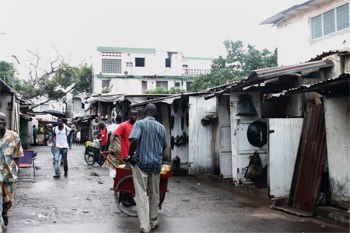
[128,104,167,233]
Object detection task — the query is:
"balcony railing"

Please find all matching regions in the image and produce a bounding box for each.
[183,69,210,76]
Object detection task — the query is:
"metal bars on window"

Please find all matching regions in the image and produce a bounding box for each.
[102,59,121,73]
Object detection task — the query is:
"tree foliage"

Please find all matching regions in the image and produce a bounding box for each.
[192,40,277,91]
[0,50,93,109]
[0,61,22,90]
[145,87,184,94]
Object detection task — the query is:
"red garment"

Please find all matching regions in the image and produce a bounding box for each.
[114,121,134,159]
[99,127,108,146]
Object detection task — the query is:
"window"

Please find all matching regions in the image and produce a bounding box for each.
[175,82,181,87]
[101,51,121,57]
[102,59,121,73]
[102,80,111,93]
[165,58,171,68]
[311,15,322,39]
[311,3,349,39]
[337,3,350,30]
[156,81,168,90]
[102,80,110,88]
[323,9,335,35]
[135,58,145,67]
[186,82,193,92]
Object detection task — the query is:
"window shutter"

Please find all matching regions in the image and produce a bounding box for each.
[337,3,349,31]
[311,15,322,39]
[323,9,335,35]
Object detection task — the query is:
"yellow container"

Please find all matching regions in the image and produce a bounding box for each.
[161,165,171,174]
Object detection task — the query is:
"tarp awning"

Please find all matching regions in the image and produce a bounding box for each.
[87,94,125,103]
[35,114,57,122]
[43,110,66,117]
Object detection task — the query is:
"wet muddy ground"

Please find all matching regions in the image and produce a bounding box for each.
[6,145,348,232]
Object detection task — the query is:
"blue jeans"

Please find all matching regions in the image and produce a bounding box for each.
[54,147,68,176]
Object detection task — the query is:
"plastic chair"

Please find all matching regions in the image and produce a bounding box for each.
[18,150,36,182]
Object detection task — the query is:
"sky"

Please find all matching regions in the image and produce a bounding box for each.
[0,0,306,75]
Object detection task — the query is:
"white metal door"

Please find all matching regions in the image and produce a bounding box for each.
[269,118,303,198]
[220,124,232,178]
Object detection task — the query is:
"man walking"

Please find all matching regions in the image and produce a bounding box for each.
[67,124,76,149]
[0,112,23,231]
[52,118,71,178]
[97,122,108,165]
[32,125,38,145]
[128,104,167,233]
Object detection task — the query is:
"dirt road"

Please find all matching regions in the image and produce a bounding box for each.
[6,145,348,232]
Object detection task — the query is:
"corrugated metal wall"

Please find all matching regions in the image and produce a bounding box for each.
[289,104,327,213]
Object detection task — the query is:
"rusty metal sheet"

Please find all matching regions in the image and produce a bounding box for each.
[289,104,327,213]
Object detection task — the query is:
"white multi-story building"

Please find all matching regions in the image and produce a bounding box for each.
[93,46,214,94]
[262,0,349,65]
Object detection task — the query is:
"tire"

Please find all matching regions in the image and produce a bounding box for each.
[84,150,96,166]
[114,175,138,217]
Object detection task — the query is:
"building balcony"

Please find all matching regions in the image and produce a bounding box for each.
[183,69,210,76]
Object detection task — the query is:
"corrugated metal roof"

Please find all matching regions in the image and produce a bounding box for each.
[249,60,334,80]
[130,92,211,108]
[0,78,15,94]
[205,59,334,99]
[309,50,350,62]
[268,73,349,99]
[207,80,242,92]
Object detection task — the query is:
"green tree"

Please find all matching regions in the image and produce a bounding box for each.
[0,51,93,109]
[0,61,22,90]
[145,87,184,94]
[192,40,277,91]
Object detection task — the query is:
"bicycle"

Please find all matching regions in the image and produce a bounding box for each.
[84,140,105,166]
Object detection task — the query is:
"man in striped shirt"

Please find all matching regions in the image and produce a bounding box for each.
[128,104,167,233]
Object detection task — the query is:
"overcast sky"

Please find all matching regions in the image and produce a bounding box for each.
[0,0,306,73]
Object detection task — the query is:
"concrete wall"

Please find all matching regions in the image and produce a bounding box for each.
[94,77,189,95]
[275,0,350,65]
[324,96,350,205]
